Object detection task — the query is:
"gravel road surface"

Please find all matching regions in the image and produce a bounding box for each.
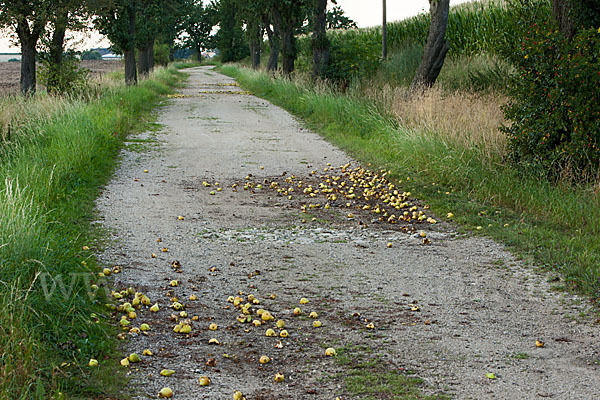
[96,66,599,400]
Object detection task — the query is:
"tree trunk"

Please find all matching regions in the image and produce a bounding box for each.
[382,0,388,59]
[196,47,202,62]
[137,45,150,77]
[125,49,138,85]
[250,28,261,69]
[16,22,41,95]
[147,39,155,71]
[49,13,67,67]
[264,19,279,71]
[270,5,299,75]
[125,3,138,86]
[312,0,329,79]
[552,0,575,40]
[44,9,69,93]
[20,40,37,95]
[410,0,450,91]
[169,47,176,62]
[281,29,296,75]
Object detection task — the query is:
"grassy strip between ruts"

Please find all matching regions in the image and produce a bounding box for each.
[0,65,187,399]
[220,65,600,302]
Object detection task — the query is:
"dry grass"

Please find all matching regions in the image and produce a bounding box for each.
[0,94,71,143]
[360,84,508,162]
[0,70,124,144]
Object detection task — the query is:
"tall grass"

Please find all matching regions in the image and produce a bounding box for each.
[355,84,508,162]
[221,65,600,298]
[0,94,70,143]
[0,66,184,398]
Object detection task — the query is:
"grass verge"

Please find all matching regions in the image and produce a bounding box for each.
[0,66,186,399]
[334,345,448,399]
[220,65,600,301]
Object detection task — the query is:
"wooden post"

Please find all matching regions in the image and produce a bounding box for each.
[382,0,387,59]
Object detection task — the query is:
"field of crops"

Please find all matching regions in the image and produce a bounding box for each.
[374,0,519,55]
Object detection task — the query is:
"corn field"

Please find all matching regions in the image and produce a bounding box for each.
[330,0,549,56]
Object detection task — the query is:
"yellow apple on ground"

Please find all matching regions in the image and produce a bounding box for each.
[259,355,270,364]
[265,328,276,337]
[198,376,211,386]
[325,348,337,357]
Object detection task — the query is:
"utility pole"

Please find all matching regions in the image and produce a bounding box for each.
[382,0,387,59]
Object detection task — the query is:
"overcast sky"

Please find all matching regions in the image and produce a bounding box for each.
[0,0,471,53]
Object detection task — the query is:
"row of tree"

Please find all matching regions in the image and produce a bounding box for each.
[0,0,363,95]
[0,0,487,95]
[214,0,357,77]
[213,0,450,89]
[0,0,219,94]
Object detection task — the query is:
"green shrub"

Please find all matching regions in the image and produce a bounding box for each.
[501,1,600,181]
[326,30,381,83]
[38,52,90,94]
[296,29,381,84]
[81,50,102,60]
[154,43,171,66]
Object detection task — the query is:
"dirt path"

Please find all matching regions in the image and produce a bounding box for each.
[96,66,599,400]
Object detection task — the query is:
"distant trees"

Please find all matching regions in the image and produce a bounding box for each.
[93,0,189,84]
[136,0,188,76]
[93,0,138,85]
[215,0,248,63]
[212,0,356,74]
[0,0,358,93]
[234,0,266,69]
[182,0,217,62]
[326,5,357,30]
[81,49,102,60]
